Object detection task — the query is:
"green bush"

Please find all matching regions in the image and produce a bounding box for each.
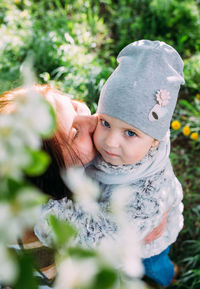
[100,0,200,58]
[184,54,200,92]
[0,0,112,107]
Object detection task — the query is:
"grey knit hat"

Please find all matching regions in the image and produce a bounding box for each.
[97,40,185,140]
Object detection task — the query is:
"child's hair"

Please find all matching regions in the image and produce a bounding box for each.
[0,84,77,199]
[97,40,185,140]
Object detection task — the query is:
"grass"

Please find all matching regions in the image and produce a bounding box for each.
[144,138,200,289]
[169,140,200,289]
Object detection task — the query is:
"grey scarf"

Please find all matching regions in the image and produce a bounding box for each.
[86,131,171,185]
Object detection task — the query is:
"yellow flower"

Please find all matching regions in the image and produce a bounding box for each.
[195,93,200,100]
[181,115,187,120]
[190,132,199,140]
[182,126,190,136]
[171,120,181,130]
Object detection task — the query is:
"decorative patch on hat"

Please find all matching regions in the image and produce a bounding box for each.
[149,89,171,122]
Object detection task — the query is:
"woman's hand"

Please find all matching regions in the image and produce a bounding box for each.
[144,209,169,244]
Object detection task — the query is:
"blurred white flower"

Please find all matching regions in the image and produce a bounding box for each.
[120,224,144,278]
[110,186,133,225]
[0,187,45,243]
[0,203,21,242]
[0,243,18,284]
[0,114,14,136]
[65,168,100,214]
[97,237,120,266]
[0,113,40,151]
[17,91,53,136]
[0,57,55,285]
[123,279,147,289]
[98,224,144,279]
[0,62,55,180]
[20,57,35,88]
[65,33,75,45]
[54,257,98,289]
[13,120,41,149]
[97,186,144,278]
[0,147,30,179]
[15,187,46,227]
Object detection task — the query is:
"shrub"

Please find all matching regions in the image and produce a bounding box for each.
[184,54,200,92]
[100,0,200,58]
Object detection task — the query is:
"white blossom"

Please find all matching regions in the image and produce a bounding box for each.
[0,60,55,285]
[20,57,36,88]
[17,91,53,136]
[0,64,55,179]
[0,187,45,244]
[65,168,100,214]
[110,186,133,225]
[0,203,21,242]
[119,224,144,278]
[97,186,144,278]
[0,243,18,284]
[54,257,98,289]
[123,279,147,289]
[98,224,144,279]
[64,33,75,45]
[0,145,30,179]
[15,187,46,227]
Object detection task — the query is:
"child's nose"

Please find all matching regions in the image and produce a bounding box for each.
[105,132,119,148]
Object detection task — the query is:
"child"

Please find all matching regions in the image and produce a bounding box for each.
[85,40,184,286]
[35,40,184,287]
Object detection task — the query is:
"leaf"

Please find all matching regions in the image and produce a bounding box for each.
[13,254,38,289]
[68,247,96,259]
[49,215,77,247]
[88,267,118,289]
[179,99,199,116]
[23,149,50,176]
[0,178,26,201]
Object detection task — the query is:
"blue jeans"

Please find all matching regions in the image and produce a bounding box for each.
[142,246,175,286]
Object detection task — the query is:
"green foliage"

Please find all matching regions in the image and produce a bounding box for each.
[168,137,200,289]
[13,254,38,289]
[184,54,200,91]
[0,0,112,106]
[169,241,200,289]
[23,149,50,176]
[49,214,77,247]
[88,267,118,289]
[100,0,200,58]
[171,93,200,147]
[68,247,96,259]
[0,178,26,201]
[179,99,199,116]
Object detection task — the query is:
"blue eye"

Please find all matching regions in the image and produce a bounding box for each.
[102,119,110,128]
[125,130,136,137]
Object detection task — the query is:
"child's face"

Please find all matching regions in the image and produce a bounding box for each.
[93,114,158,166]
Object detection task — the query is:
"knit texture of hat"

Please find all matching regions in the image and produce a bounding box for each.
[97,40,185,140]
